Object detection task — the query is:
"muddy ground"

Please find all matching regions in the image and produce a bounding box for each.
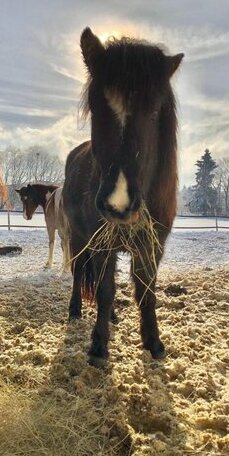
[0,260,228,455]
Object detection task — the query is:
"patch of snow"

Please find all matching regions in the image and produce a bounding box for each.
[0,229,228,282]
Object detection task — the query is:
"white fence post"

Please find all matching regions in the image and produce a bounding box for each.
[7,210,11,231]
[214,211,218,232]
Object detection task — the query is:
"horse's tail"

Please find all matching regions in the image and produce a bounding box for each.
[82,252,95,302]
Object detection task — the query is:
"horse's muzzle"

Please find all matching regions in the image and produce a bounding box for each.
[104,209,139,224]
[96,200,140,224]
[96,185,141,224]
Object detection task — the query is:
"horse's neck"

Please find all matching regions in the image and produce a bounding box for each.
[38,186,57,211]
[44,187,62,217]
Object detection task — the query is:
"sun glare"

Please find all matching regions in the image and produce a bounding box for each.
[97,23,138,44]
[98,30,120,43]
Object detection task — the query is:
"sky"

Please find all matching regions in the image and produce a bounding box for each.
[0,0,228,186]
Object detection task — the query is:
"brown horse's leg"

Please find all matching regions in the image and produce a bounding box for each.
[88,253,116,368]
[68,235,86,320]
[131,256,165,360]
[60,237,70,272]
[64,239,71,273]
[69,255,85,320]
[45,221,55,268]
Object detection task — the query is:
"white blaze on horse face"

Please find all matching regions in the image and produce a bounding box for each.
[108,171,130,213]
[104,89,127,127]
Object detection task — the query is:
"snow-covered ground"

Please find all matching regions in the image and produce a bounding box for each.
[0,228,228,281]
[1,212,229,231]
[175,215,229,230]
[0,212,45,229]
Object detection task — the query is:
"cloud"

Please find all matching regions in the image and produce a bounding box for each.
[0,113,90,162]
[178,95,229,185]
[0,0,228,186]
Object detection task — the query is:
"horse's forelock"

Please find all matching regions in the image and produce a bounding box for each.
[80,39,170,118]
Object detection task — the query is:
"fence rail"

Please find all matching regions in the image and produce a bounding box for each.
[1,209,228,218]
[0,210,229,231]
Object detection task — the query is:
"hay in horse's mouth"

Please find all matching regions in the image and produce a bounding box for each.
[70,203,162,302]
[102,209,140,225]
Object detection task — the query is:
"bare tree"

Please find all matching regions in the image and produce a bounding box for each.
[0,145,65,208]
[25,146,64,184]
[0,147,27,185]
[213,168,223,214]
[213,158,229,216]
[219,158,229,215]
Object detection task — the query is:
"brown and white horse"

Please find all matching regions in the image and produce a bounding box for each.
[16,184,70,271]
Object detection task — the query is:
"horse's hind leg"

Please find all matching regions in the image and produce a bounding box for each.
[88,253,116,368]
[64,239,71,273]
[45,223,55,268]
[68,257,85,320]
[60,236,71,273]
[131,257,165,360]
[68,237,86,320]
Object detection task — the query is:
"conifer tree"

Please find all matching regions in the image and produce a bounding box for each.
[190,149,217,215]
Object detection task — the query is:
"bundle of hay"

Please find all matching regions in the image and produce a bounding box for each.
[71,203,162,301]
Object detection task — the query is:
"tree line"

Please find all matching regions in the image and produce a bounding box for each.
[0,145,64,208]
[0,145,228,216]
[178,150,229,216]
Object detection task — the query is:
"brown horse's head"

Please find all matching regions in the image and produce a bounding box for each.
[80,27,183,224]
[15,184,39,220]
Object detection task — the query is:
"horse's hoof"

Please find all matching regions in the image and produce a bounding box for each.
[62,267,71,274]
[144,338,166,360]
[150,340,166,360]
[88,355,107,369]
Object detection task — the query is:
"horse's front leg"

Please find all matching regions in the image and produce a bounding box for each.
[88,253,116,368]
[132,255,165,360]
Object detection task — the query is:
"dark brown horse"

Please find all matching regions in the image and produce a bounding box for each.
[63,28,184,367]
[16,184,70,271]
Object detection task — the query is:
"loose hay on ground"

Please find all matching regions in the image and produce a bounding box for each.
[0,265,228,455]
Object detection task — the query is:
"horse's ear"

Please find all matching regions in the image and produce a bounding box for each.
[15,189,20,194]
[27,184,31,188]
[166,53,184,77]
[80,27,105,74]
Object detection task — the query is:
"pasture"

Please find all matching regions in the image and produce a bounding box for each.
[0,229,228,455]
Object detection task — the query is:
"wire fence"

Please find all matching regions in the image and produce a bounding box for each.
[0,210,229,231]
